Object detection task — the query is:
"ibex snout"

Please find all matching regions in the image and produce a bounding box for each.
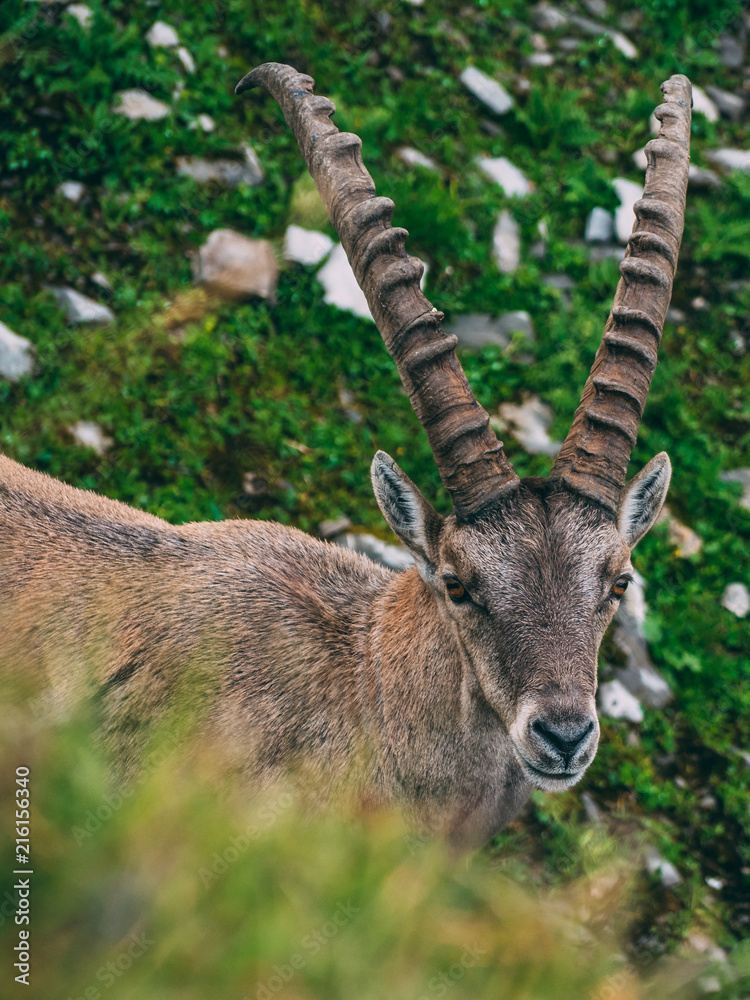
[511,698,599,790]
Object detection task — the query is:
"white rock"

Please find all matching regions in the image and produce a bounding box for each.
[146,20,179,48]
[691,85,719,122]
[176,46,195,73]
[645,846,682,887]
[48,287,114,324]
[532,2,568,30]
[688,165,722,189]
[612,177,642,243]
[397,147,439,171]
[69,421,112,455]
[585,207,614,243]
[476,156,531,197]
[568,14,637,58]
[335,532,414,571]
[526,52,555,67]
[632,147,648,171]
[720,468,750,510]
[113,89,170,121]
[57,180,85,203]
[497,395,561,456]
[721,582,750,618]
[705,148,750,173]
[598,679,643,722]
[705,85,745,122]
[318,244,372,320]
[460,66,514,115]
[190,113,215,132]
[91,271,111,290]
[448,312,535,351]
[241,144,264,185]
[283,225,334,267]
[193,230,278,301]
[0,321,35,381]
[665,509,703,557]
[65,4,92,29]
[176,156,262,187]
[492,210,520,273]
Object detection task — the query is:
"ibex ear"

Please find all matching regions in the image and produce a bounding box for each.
[617,452,671,549]
[371,451,443,568]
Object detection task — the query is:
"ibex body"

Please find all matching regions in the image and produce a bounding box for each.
[0,67,692,846]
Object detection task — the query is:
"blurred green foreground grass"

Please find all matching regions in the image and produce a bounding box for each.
[1,698,749,1000]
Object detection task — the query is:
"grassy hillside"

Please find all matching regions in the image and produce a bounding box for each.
[1,0,749,996]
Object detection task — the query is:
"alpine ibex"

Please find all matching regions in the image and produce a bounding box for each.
[0,66,691,846]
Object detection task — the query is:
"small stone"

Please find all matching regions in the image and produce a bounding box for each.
[283,225,334,267]
[240,144,264,185]
[318,244,372,320]
[532,2,568,30]
[69,421,112,455]
[476,156,531,197]
[530,32,548,51]
[612,177,642,243]
[718,33,744,69]
[176,156,262,188]
[705,148,750,173]
[397,147,439,171]
[581,792,602,824]
[217,45,229,58]
[176,46,195,73]
[0,321,35,381]
[721,582,750,618]
[692,296,709,310]
[688,165,722,189]
[65,4,92,29]
[448,311,535,352]
[526,52,555,67]
[667,512,702,557]
[557,37,580,52]
[705,85,745,121]
[729,329,746,354]
[585,207,614,243]
[666,307,686,323]
[582,0,606,14]
[193,230,278,301]
[190,113,215,132]
[542,273,575,293]
[568,14,637,58]
[113,89,170,121]
[644,846,681,887]
[720,468,750,510]
[632,147,648,171]
[334,532,415,571]
[318,517,352,540]
[57,180,85,203]
[47,287,114,324]
[705,877,724,891]
[492,210,520,273]
[242,472,268,497]
[146,20,179,47]
[460,66,514,115]
[691,85,719,122]
[496,395,561,456]
[91,271,111,290]
[598,679,644,722]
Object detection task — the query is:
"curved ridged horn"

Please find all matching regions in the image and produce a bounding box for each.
[236,62,518,519]
[550,75,691,514]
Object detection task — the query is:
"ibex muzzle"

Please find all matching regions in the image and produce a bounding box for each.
[0,66,691,847]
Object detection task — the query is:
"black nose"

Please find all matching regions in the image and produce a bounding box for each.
[531,718,595,764]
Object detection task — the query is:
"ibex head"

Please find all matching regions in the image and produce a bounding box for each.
[238,66,691,792]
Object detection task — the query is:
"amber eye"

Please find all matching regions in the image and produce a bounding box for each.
[612,576,630,598]
[444,575,468,604]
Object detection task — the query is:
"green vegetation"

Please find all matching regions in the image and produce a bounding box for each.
[1,0,749,995]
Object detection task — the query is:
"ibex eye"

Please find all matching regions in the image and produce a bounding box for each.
[612,576,630,598]
[444,575,468,603]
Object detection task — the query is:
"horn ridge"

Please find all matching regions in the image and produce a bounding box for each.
[238,61,519,517]
[550,74,691,513]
